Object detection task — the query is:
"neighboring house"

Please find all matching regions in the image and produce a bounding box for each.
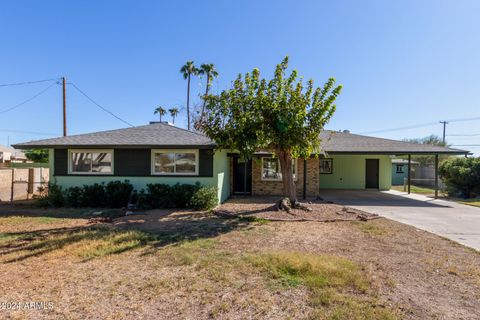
[0,144,27,165]
[391,159,419,185]
[13,122,469,203]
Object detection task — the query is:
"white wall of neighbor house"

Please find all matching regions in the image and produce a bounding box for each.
[48,149,231,203]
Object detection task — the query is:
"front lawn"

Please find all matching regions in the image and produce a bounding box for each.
[0,200,479,319]
[457,198,480,208]
[390,185,446,196]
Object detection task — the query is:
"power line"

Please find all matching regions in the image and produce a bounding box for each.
[360,122,438,134]
[0,129,57,136]
[451,144,480,147]
[0,82,57,115]
[447,116,480,123]
[447,133,480,136]
[0,77,60,87]
[360,115,480,135]
[69,83,134,127]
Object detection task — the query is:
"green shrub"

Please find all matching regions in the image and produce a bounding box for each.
[170,182,201,208]
[80,183,106,207]
[189,186,218,210]
[146,183,172,208]
[37,184,65,207]
[105,180,133,208]
[439,157,480,198]
[65,186,82,207]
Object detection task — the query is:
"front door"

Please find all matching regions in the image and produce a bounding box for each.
[365,159,379,189]
[233,157,252,194]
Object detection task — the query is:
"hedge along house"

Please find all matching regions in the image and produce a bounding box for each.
[14,123,469,203]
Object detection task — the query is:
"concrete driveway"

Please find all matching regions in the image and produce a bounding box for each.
[319,189,480,251]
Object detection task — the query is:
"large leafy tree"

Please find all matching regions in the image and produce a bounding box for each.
[180,61,199,130]
[25,149,49,163]
[198,63,219,123]
[403,135,450,165]
[198,57,342,205]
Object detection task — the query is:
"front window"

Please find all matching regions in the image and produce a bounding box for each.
[319,158,333,174]
[70,150,113,174]
[152,150,198,175]
[261,157,297,181]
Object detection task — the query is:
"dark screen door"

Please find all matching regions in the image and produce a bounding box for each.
[233,158,252,194]
[365,159,379,189]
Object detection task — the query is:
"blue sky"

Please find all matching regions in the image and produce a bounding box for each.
[1,0,479,154]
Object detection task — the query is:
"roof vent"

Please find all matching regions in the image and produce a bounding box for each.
[150,121,174,126]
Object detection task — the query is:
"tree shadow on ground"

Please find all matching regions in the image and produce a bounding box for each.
[0,202,125,219]
[0,211,253,263]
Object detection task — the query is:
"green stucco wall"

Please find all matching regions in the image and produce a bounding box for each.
[48,149,231,203]
[319,154,392,190]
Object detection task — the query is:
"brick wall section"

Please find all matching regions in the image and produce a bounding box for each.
[251,157,319,198]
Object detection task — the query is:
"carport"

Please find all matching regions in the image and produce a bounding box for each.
[318,131,471,198]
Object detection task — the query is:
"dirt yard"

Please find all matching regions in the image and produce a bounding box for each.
[0,198,479,319]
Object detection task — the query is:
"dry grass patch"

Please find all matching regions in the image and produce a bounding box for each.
[351,221,388,236]
[249,251,396,320]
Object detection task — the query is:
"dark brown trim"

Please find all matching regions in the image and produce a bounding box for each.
[16,144,216,150]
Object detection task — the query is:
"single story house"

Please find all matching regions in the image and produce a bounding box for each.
[0,144,27,164]
[13,122,469,202]
[391,159,419,185]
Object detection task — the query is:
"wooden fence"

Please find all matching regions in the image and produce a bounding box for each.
[0,168,49,202]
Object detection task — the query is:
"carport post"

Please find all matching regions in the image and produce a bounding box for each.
[434,154,439,199]
[407,154,411,194]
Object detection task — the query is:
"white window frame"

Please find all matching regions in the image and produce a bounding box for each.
[68,149,114,175]
[261,157,297,181]
[151,149,199,176]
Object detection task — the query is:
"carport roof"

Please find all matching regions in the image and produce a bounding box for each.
[12,123,469,155]
[319,131,469,155]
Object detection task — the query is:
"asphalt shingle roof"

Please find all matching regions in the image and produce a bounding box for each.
[13,123,469,155]
[13,122,215,149]
[319,131,468,154]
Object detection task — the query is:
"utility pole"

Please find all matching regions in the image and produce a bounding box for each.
[439,121,448,144]
[62,77,67,136]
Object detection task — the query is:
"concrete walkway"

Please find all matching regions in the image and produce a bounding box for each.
[320,189,480,251]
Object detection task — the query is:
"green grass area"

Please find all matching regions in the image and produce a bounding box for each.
[458,198,480,208]
[391,185,443,195]
[0,216,68,226]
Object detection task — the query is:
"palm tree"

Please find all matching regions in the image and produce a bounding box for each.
[169,107,180,124]
[198,63,219,123]
[154,106,167,122]
[180,61,198,130]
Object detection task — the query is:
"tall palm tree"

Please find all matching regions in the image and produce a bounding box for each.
[180,61,198,130]
[198,63,219,123]
[154,106,167,122]
[168,107,180,124]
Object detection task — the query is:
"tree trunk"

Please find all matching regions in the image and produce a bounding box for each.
[201,74,210,123]
[187,74,191,130]
[277,149,297,204]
